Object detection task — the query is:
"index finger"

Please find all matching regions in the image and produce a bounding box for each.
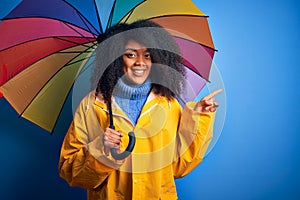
[106,127,123,136]
[204,89,223,100]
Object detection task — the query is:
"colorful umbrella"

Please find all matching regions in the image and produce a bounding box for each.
[0,0,216,133]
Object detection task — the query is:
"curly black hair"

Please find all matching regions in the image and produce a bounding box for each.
[91,19,186,104]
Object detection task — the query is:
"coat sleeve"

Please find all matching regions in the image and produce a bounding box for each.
[58,96,123,189]
[172,102,215,178]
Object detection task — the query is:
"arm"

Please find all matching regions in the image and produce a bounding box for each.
[58,95,123,189]
[173,89,221,178]
[172,102,215,178]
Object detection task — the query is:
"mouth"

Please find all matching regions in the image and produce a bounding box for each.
[131,69,147,76]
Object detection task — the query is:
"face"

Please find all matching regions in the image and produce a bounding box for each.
[122,40,152,85]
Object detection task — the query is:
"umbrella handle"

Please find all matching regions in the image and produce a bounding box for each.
[111,131,136,160]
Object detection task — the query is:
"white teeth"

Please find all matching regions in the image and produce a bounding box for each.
[133,69,144,74]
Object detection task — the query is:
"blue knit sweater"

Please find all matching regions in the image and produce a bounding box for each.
[113,78,152,125]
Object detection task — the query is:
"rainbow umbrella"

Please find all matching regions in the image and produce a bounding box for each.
[0,0,216,133]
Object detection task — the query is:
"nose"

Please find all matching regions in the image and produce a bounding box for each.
[135,55,146,66]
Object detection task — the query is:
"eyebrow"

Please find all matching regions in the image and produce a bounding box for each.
[124,48,138,52]
[124,48,149,52]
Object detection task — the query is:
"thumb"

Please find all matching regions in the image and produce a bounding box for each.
[104,145,110,156]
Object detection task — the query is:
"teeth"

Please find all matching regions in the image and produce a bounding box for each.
[133,69,144,74]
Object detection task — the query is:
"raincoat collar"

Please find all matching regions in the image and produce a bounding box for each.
[93,90,164,125]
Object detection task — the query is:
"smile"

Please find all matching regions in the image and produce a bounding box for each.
[132,69,146,76]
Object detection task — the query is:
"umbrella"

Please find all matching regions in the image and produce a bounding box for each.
[0,0,216,133]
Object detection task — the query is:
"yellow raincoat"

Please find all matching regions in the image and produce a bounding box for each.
[59,91,215,200]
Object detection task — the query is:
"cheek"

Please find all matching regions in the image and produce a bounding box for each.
[122,59,131,73]
[147,64,152,73]
[146,60,152,66]
[122,65,128,74]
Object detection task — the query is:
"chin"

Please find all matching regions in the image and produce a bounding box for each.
[133,80,146,85]
[123,74,148,85]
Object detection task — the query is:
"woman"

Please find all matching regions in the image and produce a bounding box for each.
[59,19,221,200]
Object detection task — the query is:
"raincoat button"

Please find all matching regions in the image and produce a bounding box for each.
[134,179,137,184]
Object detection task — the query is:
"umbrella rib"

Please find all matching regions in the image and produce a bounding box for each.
[121,0,147,24]
[62,0,101,35]
[0,36,95,53]
[62,49,96,77]
[75,56,96,76]
[147,15,217,51]
[184,64,210,82]
[64,52,95,67]
[61,21,97,43]
[107,0,146,27]
[106,0,117,30]
[1,17,98,52]
[149,14,210,19]
[61,42,97,71]
[75,11,99,41]
[2,15,99,37]
[173,36,218,52]
[48,46,97,134]
[122,10,134,24]
[0,38,95,83]
[18,45,95,121]
[49,86,72,134]
[57,50,95,54]
[92,0,103,34]
[54,36,97,48]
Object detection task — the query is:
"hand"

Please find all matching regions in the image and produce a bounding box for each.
[194,89,223,113]
[103,127,123,156]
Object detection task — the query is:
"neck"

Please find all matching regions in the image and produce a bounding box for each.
[113,78,152,99]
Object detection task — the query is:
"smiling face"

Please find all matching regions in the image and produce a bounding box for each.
[122,40,152,85]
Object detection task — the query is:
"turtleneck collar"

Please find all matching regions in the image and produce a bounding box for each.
[113,78,152,100]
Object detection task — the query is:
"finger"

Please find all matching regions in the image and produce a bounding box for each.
[209,107,217,112]
[205,100,214,106]
[209,102,219,109]
[104,140,120,149]
[103,135,121,144]
[203,89,223,100]
[201,99,214,108]
[195,99,212,112]
[104,134,122,144]
[203,101,219,111]
[106,127,123,136]
[103,141,113,156]
[214,102,219,107]
[117,130,123,137]
[104,146,110,156]
[203,105,215,112]
[105,128,123,139]
[105,131,122,140]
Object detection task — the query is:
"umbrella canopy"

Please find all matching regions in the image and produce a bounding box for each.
[0,0,216,133]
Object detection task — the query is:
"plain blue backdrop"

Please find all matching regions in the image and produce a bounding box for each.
[0,0,299,199]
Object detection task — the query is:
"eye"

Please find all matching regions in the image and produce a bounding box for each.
[125,53,136,58]
[144,53,151,59]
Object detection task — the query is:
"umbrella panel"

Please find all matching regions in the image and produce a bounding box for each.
[175,37,215,81]
[0,44,94,115]
[121,0,205,24]
[22,49,95,132]
[150,15,215,50]
[0,18,95,51]
[4,0,98,35]
[0,37,96,86]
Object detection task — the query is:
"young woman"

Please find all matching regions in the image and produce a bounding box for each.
[59,19,221,200]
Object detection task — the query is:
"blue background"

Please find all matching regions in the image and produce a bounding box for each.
[1,0,299,199]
